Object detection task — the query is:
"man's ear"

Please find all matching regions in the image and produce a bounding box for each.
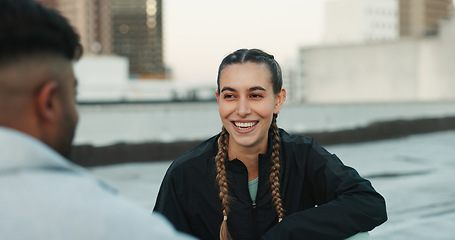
[215,90,220,102]
[35,81,60,124]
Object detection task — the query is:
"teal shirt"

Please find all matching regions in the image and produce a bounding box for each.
[248,177,259,201]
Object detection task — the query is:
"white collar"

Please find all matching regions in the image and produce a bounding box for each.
[0,127,82,173]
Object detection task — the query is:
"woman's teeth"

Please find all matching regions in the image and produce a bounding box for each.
[235,122,256,129]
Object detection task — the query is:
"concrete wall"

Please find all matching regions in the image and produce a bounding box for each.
[74,55,129,102]
[73,55,214,102]
[418,17,455,101]
[71,115,455,166]
[299,16,455,103]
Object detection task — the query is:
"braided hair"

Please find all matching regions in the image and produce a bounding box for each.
[215,49,284,239]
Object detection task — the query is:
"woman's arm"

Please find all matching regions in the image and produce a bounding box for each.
[262,140,387,239]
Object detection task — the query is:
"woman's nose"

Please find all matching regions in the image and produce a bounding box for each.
[236,98,251,116]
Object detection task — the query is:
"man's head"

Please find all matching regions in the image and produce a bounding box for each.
[0,0,83,158]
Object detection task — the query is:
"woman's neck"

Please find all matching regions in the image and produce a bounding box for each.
[228,140,268,181]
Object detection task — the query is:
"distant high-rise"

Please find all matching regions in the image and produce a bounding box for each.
[35,0,113,54]
[399,0,454,37]
[56,0,113,55]
[111,0,164,78]
[36,0,165,78]
[324,0,399,44]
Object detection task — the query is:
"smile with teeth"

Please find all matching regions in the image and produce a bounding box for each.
[234,121,258,129]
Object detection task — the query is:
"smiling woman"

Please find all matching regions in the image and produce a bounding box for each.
[153,49,387,240]
[215,61,286,156]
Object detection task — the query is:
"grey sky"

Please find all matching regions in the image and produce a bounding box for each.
[163,0,327,84]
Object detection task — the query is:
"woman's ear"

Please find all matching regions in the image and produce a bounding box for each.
[273,89,286,114]
[215,90,220,102]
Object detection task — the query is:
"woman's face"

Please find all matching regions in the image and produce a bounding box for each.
[216,62,286,152]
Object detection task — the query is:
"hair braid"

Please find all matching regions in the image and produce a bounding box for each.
[215,127,232,240]
[269,114,284,222]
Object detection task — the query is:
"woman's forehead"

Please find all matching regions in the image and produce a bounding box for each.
[219,62,272,89]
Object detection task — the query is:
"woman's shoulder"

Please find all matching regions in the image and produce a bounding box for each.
[278,128,336,159]
[279,128,336,161]
[167,134,219,173]
[279,128,315,146]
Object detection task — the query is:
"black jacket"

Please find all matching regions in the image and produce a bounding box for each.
[154,129,387,240]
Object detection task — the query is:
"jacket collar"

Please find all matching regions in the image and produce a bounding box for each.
[224,132,274,172]
[0,127,86,174]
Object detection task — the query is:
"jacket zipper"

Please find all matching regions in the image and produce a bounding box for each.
[252,200,258,239]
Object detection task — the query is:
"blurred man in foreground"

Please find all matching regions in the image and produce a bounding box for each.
[0,0,193,239]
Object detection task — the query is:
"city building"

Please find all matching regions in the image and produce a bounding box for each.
[324,0,399,44]
[36,0,165,78]
[111,0,165,78]
[399,0,454,37]
[56,0,113,55]
[298,14,455,103]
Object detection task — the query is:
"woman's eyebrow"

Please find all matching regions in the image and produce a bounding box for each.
[221,86,236,92]
[221,86,266,92]
[248,86,266,92]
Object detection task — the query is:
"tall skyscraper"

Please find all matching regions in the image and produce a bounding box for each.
[111,0,164,78]
[35,0,165,78]
[56,0,113,55]
[399,0,454,37]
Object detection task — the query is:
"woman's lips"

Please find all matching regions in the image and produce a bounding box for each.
[232,121,258,133]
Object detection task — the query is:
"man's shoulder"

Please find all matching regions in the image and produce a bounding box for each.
[0,168,194,239]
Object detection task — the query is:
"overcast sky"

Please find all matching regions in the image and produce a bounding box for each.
[163,0,329,85]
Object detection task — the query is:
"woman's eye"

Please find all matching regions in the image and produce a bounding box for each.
[223,94,235,99]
